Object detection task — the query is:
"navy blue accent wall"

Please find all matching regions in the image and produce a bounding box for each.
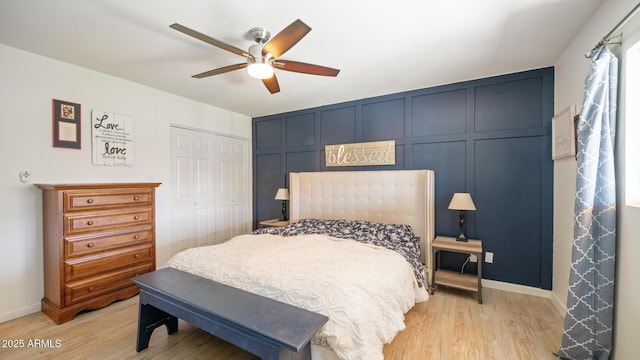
[252,67,554,289]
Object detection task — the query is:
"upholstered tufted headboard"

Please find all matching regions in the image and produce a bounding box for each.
[289,170,435,283]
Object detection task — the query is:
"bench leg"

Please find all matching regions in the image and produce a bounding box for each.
[278,343,312,360]
[136,302,179,352]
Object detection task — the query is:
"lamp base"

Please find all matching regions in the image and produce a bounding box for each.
[280,200,288,222]
[456,211,468,241]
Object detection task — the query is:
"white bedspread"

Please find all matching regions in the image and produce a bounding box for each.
[166,233,428,360]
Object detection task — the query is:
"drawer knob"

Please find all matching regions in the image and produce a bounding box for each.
[133,235,140,240]
[87,243,94,248]
[133,196,140,201]
[134,254,140,259]
[87,221,94,226]
[88,287,94,292]
[133,216,140,220]
[86,199,94,204]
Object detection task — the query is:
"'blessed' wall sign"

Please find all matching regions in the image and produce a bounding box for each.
[325,140,395,167]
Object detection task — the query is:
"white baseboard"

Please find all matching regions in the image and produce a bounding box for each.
[0,302,40,324]
[481,279,566,317]
[550,291,567,316]
[482,279,552,298]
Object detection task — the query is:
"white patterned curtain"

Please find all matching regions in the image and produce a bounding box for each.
[555,46,618,360]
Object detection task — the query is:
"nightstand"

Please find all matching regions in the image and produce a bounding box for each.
[259,218,290,228]
[430,236,483,303]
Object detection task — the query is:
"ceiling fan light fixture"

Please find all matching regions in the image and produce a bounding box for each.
[171,19,339,93]
[247,59,274,79]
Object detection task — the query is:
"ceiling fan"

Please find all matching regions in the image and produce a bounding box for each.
[169,19,340,94]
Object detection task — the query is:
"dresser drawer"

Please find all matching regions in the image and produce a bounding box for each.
[64,245,153,282]
[64,188,153,212]
[64,263,153,305]
[65,229,152,258]
[64,208,152,235]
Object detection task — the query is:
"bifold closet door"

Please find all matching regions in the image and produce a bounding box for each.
[214,134,250,242]
[170,127,249,255]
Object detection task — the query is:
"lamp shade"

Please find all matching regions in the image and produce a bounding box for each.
[448,193,476,211]
[274,188,290,201]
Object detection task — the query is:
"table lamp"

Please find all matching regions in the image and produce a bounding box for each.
[274,188,290,221]
[448,193,476,241]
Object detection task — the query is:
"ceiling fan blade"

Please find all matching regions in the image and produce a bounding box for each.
[274,60,340,77]
[170,23,251,58]
[192,63,247,78]
[262,19,311,59]
[262,75,280,94]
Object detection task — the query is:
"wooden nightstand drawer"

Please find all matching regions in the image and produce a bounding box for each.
[64,188,153,212]
[65,229,153,258]
[64,208,152,235]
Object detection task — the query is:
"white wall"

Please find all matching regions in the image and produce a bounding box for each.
[0,44,251,322]
[553,0,640,358]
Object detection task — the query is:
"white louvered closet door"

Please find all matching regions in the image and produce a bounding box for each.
[170,126,249,256]
[214,135,250,242]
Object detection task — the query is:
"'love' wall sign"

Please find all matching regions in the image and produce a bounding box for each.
[91,110,134,166]
[325,140,395,167]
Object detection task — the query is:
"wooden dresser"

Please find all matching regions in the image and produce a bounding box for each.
[37,183,161,324]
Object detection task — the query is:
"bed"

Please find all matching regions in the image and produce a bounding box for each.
[166,170,435,360]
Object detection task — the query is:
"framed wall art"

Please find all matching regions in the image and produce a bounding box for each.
[52,99,81,149]
[552,105,577,160]
[91,110,134,166]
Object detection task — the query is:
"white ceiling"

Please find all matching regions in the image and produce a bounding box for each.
[0,0,603,118]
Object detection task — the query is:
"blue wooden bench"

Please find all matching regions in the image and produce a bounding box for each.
[132,268,328,360]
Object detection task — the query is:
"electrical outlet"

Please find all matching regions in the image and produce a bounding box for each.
[469,254,477,263]
[485,252,494,263]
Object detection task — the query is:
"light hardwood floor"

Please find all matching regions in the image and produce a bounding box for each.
[0,286,563,360]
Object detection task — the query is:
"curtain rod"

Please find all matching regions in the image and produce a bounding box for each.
[585,2,640,58]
